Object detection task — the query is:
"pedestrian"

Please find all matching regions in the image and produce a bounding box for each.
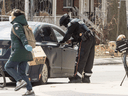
[4,9,35,96]
[59,14,95,83]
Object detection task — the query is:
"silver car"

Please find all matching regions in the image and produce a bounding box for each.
[0,21,77,84]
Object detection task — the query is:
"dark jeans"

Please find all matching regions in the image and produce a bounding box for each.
[4,60,32,90]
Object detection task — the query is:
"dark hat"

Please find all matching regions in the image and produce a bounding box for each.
[59,14,70,26]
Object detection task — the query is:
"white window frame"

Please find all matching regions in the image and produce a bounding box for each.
[63,0,73,8]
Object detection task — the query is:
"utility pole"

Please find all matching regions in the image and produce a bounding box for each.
[1,0,5,15]
[79,0,83,20]
[52,0,57,24]
[89,0,91,19]
[102,0,106,27]
[25,0,29,20]
[116,0,121,38]
[31,0,34,21]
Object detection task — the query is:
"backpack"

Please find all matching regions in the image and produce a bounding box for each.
[12,24,36,48]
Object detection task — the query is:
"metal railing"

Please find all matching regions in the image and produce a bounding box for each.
[0,15,9,21]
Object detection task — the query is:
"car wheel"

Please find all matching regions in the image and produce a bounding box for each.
[38,62,49,84]
[9,77,16,82]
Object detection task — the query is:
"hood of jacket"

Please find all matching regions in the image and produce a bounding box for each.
[11,15,28,26]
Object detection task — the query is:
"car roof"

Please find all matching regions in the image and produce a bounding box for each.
[0,21,65,40]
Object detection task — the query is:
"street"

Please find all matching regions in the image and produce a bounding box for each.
[0,0,128,96]
[0,64,128,96]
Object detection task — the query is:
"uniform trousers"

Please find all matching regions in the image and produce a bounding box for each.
[74,35,95,77]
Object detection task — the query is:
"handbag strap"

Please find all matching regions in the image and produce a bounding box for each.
[12,23,20,38]
[12,27,20,38]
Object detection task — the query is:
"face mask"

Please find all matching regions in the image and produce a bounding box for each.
[9,16,12,22]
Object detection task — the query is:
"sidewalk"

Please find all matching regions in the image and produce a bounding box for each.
[0,88,22,96]
[94,57,122,65]
[1,83,128,96]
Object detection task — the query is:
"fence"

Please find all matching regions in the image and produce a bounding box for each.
[0,15,9,21]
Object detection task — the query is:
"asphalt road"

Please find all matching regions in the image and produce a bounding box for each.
[0,64,128,96]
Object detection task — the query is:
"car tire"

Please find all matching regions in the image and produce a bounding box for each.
[38,61,49,84]
[9,77,16,82]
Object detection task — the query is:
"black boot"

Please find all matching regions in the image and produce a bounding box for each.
[68,75,82,83]
[82,75,90,83]
[68,76,75,81]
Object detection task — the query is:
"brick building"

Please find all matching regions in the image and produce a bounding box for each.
[0,0,105,37]
[0,0,102,16]
[56,0,79,15]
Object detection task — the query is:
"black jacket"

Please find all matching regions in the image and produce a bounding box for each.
[60,18,90,43]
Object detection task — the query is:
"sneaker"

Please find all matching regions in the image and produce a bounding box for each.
[82,76,90,83]
[14,80,27,91]
[22,90,35,96]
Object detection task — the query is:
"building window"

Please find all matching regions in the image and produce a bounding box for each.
[35,0,52,15]
[63,0,74,8]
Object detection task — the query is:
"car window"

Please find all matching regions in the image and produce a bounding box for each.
[52,28,64,42]
[35,26,58,42]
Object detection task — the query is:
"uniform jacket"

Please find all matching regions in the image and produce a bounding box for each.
[61,18,90,43]
[9,15,33,62]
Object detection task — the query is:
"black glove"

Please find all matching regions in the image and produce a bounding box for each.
[59,40,66,47]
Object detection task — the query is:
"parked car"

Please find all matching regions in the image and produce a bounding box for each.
[0,21,77,84]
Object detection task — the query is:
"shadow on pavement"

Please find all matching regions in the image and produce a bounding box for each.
[3,80,68,88]
[47,82,68,84]
[32,81,68,87]
[3,82,15,88]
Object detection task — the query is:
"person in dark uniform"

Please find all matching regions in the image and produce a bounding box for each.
[59,14,95,83]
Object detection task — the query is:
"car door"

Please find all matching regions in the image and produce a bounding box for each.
[34,25,62,77]
[51,26,77,77]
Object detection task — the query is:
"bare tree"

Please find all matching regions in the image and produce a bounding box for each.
[107,0,127,41]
